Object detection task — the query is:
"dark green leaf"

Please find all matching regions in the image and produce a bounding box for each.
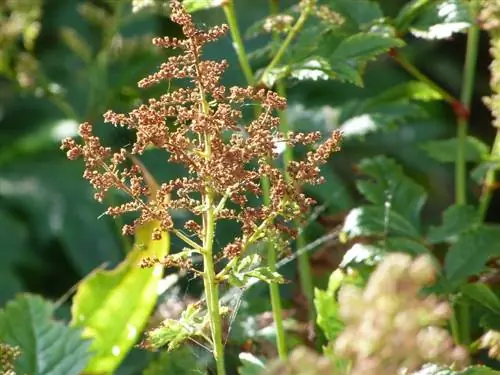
[384,237,429,254]
[355,156,427,227]
[343,206,421,239]
[420,136,489,163]
[331,33,404,63]
[142,347,205,375]
[444,226,500,285]
[462,283,500,315]
[0,294,91,375]
[427,204,479,244]
[328,0,385,30]
[400,0,473,39]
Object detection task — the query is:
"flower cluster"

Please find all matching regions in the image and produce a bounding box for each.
[0,342,21,375]
[479,330,500,359]
[334,253,468,375]
[61,0,341,263]
[264,346,333,375]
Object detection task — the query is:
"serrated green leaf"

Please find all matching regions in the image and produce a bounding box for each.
[142,347,205,375]
[461,283,500,315]
[329,61,363,86]
[238,352,266,375]
[427,204,479,244]
[314,269,345,341]
[355,156,427,227]
[395,0,433,32]
[0,294,91,375]
[71,220,170,374]
[420,136,489,163]
[343,206,421,239]
[384,237,429,254]
[331,33,404,62]
[444,226,500,285]
[403,0,473,40]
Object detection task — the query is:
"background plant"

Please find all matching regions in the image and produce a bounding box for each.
[3,0,500,374]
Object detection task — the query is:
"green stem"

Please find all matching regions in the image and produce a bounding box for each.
[392,52,457,105]
[456,1,481,207]
[453,0,481,347]
[223,2,288,359]
[222,1,255,85]
[259,3,313,86]
[270,0,315,325]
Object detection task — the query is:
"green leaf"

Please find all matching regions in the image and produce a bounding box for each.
[367,81,444,104]
[328,0,384,30]
[400,0,473,39]
[71,220,170,374]
[444,226,500,285]
[384,237,429,254]
[143,347,205,375]
[238,352,266,375]
[427,204,479,244]
[420,136,489,163]
[314,269,345,341]
[183,0,223,12]
[343,206,421,239]
[144,304,207,351]
[355,156,427,227]
[246,267,286,285]
[0,294,91,375]
[462,283,500,315]
[60,27,92,63]
[331,33,404,63]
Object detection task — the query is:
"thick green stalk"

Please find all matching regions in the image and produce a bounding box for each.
[456,1,480,206]
[453,0,481,347]
[269,0,315,324]
[222,1,254,85]
[223,1,287,359]
[199,78,226,374]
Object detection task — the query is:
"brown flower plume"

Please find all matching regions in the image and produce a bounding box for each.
[61,0,341,260]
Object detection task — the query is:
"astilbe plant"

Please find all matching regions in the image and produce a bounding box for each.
[334,254,468,375]
[60,1,341,373]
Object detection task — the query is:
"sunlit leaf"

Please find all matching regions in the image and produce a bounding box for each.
[400,0,473,40]
[314,269,345,341]
[342,206,421,239]
[0,294,91,375]
[238,352,266,375]
[183,0,224,13]
[367,81,444,104]
[71,220,170,374]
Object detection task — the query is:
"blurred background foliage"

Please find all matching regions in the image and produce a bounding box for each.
[0,0,495,373]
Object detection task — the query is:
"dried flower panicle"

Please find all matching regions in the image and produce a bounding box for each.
[334,253,468,375]
[0,342,21,375]
[61,0,341,261]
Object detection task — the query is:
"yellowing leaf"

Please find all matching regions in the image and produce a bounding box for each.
[71,220,169,374]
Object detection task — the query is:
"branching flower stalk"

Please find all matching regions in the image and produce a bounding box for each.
[60,1,341,373]
[222,1,288,359]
